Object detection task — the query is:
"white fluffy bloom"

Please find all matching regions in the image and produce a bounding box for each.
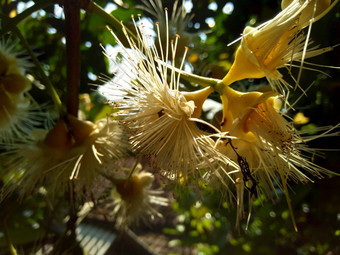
[0,92,46,143]
[103,13,227,180]
[67,116,128,190]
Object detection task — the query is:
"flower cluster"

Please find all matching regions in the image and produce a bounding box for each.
[101,0,339,229]
[0,38,168,229]
[0,0,338,233]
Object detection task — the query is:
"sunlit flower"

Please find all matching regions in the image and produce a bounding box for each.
[103,13,222,180]
[105,164,168,228]
[222,0,335,95]
[216,86,337,228]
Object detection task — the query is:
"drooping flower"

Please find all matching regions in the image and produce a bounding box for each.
[103,13,225,180]
[222,0,336,95]
[105,164,168,228]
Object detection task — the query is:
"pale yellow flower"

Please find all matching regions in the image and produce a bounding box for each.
[0,40,31,94]
[0,41,44,142]
[0,89,45,143]
[216,86,336,229]
[222,0,336,95]
[104,13,223,180]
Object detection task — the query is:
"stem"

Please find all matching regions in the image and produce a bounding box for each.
[64,0,81,117]
[85,1,137,41]
[164,63,226,94]
[180,71,225,93]
[0,0,55,37]
[14,27,64,115]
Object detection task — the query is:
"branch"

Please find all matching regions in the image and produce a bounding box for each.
[64,0,81,117]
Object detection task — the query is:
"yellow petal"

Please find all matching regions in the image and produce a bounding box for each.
[222,44,265,86]
[182,86,214,118]
[220,86,268,132]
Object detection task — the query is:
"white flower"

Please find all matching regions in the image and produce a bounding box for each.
[0,39,31,84]
[103,13,223,180]
[2,119,74,198]
[0,40,44,142]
